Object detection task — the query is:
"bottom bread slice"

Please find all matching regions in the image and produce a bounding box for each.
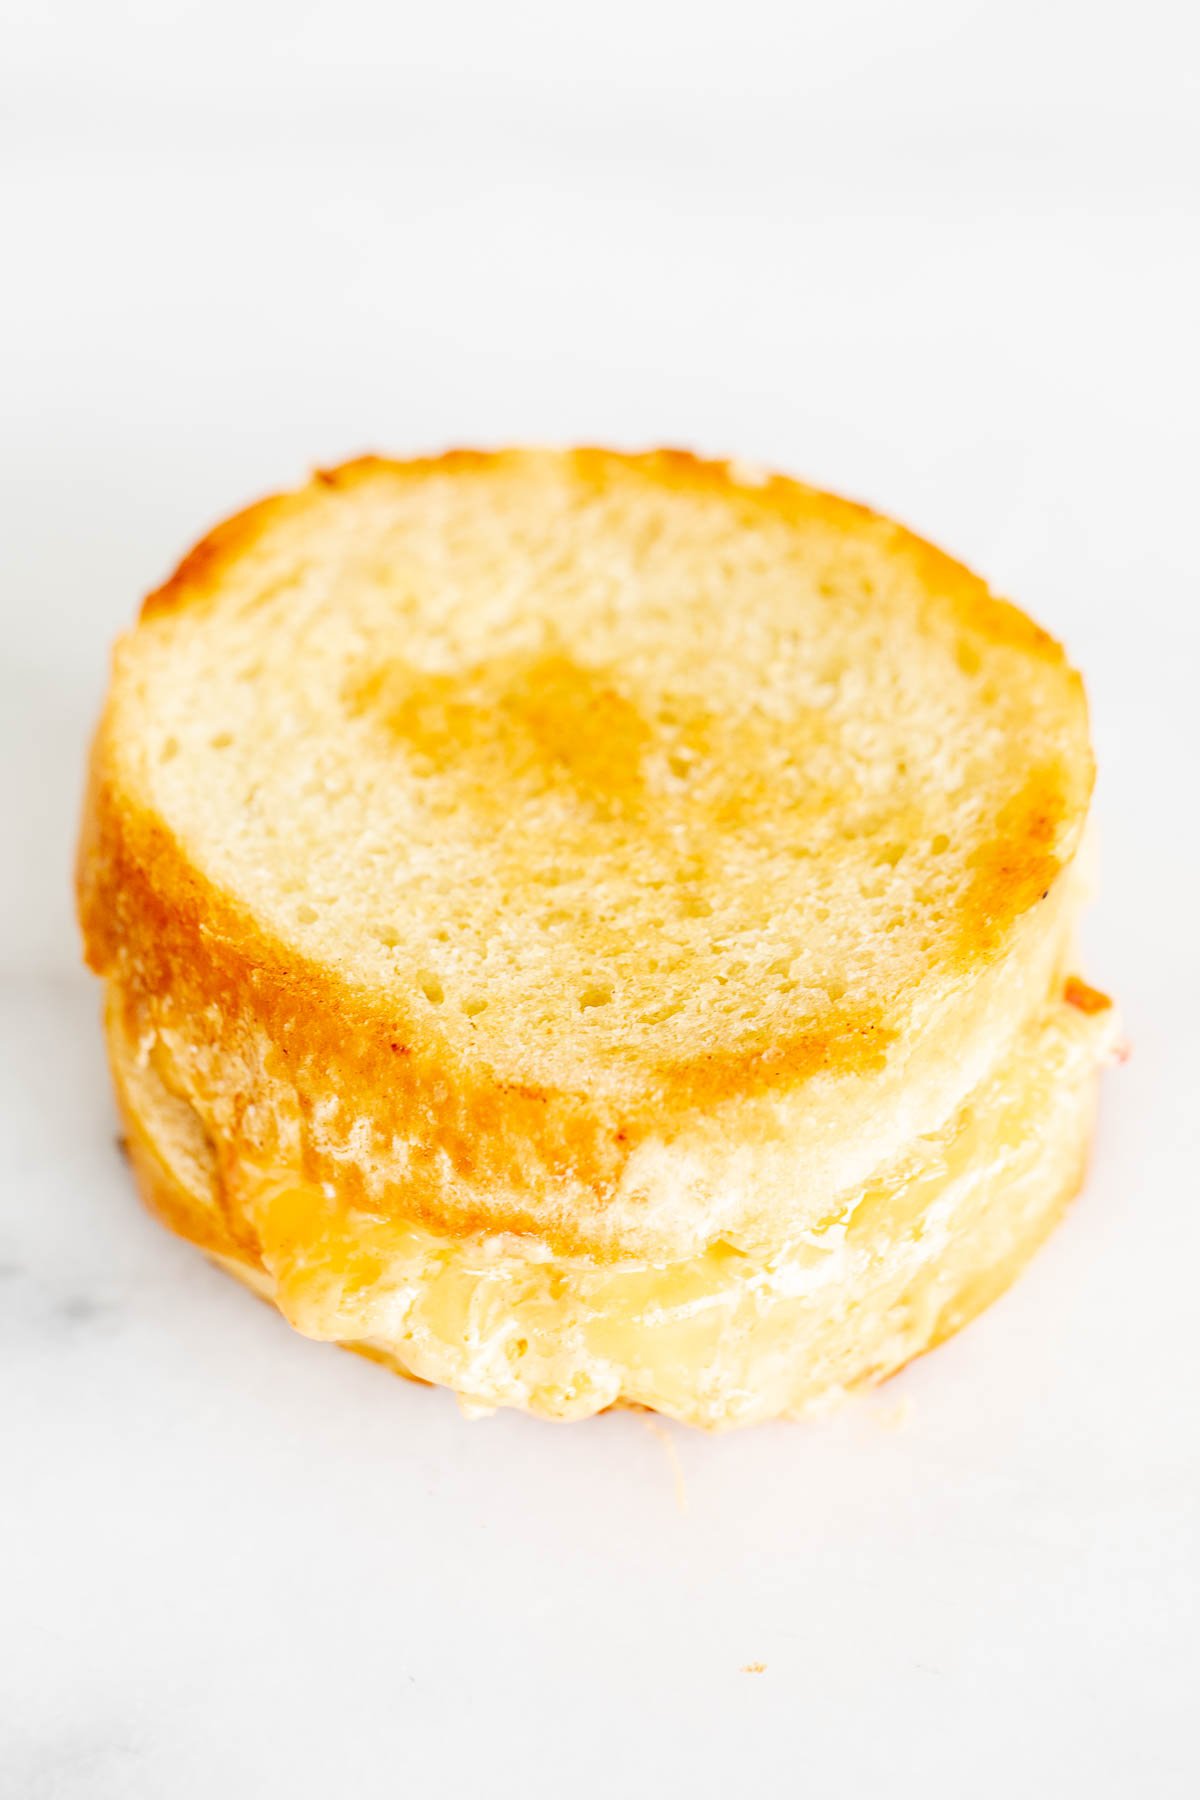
[107,983,1112,1429]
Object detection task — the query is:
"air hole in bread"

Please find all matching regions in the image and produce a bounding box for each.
[372,925,402,948]
[579,983,613,1011]
[462,995,489,1018]
[296,903,319,924]
[418,970,444,1005]
[931,833,951,855]
[956,641,982,677]
[159,736,180,763]
[210,730,234,750]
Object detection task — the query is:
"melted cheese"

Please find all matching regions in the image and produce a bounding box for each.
[214,993,1109,1426]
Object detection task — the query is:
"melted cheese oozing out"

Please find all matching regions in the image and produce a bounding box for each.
[187,993,1108,1427]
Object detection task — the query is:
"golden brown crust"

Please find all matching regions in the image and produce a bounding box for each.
[78,448,1094,1260]
[141,491,307,619]
[81,754,643,1252]
[139,446,1082,673]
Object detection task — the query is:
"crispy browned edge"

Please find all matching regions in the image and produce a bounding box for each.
[78,447,1094,1256]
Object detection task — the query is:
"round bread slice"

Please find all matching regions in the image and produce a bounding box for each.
[77,449,1116,1426]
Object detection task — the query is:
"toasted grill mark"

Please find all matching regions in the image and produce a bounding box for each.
[347,650,652,818]
[506,653,651,814]
[346,647,853,862]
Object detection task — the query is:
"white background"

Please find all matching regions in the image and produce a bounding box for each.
[3,3,1198,1795]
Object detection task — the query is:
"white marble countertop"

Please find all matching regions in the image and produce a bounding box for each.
[3,5,1198,1794]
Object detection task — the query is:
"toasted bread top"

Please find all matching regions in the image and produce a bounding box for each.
[79,450,1093,1255]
